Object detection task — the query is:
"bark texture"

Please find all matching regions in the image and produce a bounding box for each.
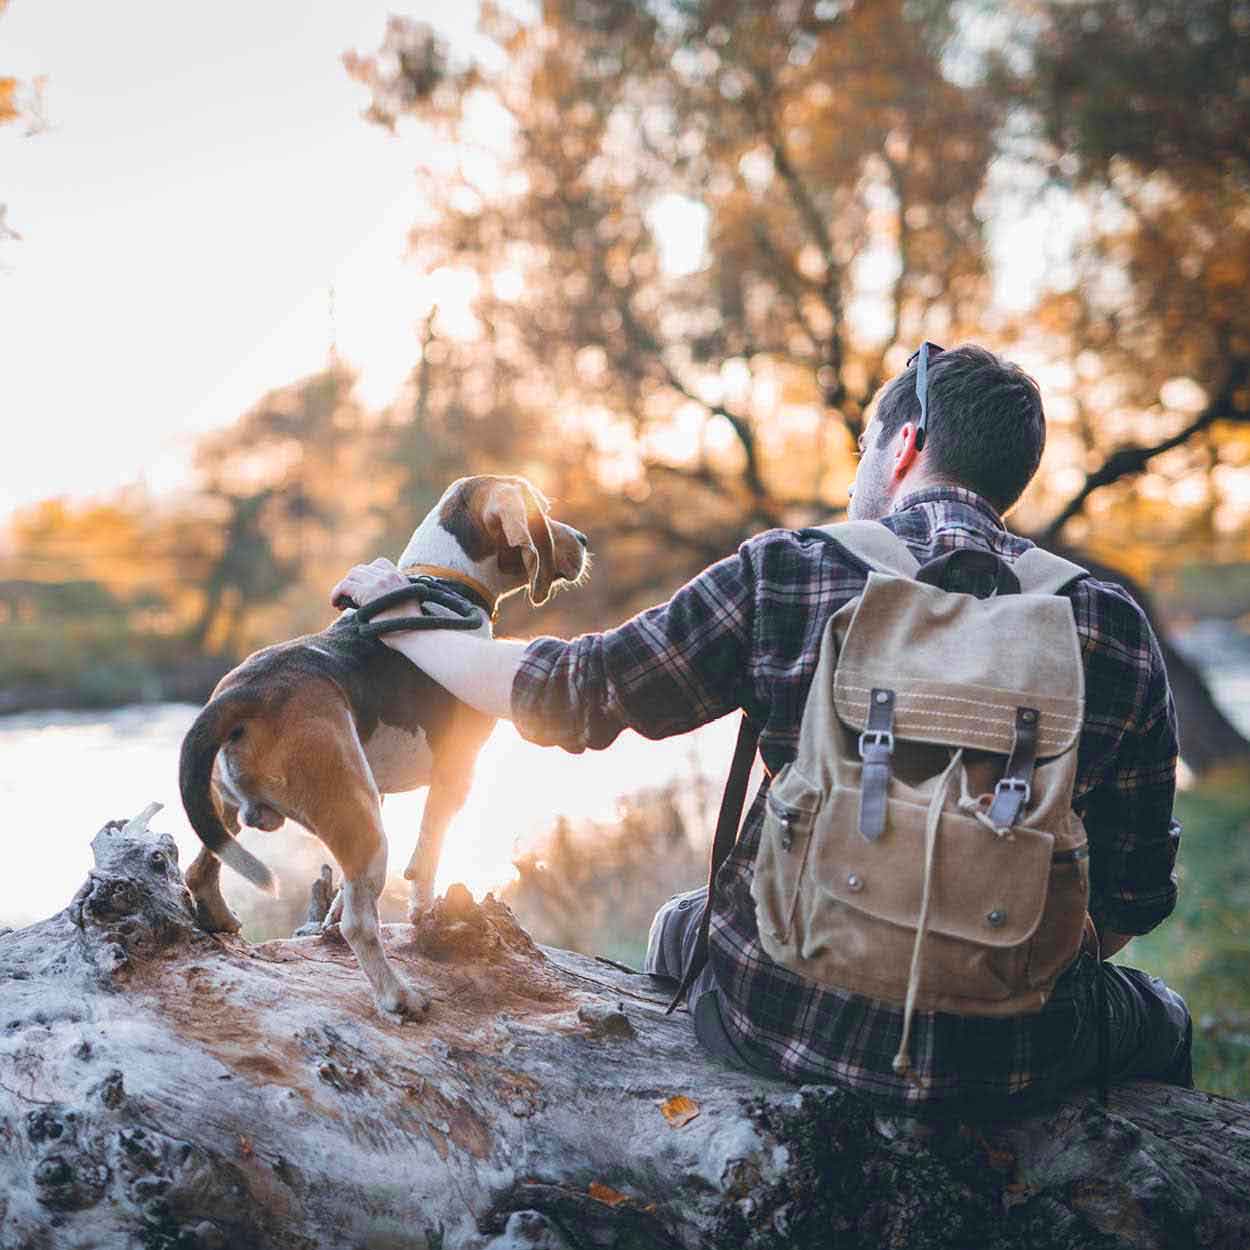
[1,808,1247,1250]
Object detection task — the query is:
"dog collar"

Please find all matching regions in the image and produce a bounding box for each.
[400,564,499,622]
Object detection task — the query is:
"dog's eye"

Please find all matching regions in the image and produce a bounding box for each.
[149,851,166,870]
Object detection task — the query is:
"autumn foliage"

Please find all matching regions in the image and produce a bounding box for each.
[3,1,1249,731]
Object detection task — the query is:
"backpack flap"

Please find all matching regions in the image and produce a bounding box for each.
[832,573,1085,761]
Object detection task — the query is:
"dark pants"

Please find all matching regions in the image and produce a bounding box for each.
[644,887,772,1072]
[645,886,1193,1092]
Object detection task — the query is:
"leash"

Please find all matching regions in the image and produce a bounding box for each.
[401,564,499,622]
[353,576,489,639]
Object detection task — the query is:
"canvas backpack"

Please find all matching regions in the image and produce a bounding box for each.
[748,521,1092,1077]
[668,520,1094,1082]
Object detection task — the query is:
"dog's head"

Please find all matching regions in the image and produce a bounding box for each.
[437,475,588,606]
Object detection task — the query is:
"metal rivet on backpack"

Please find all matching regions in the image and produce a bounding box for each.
[986,908,1007,927]
[1021,709,1037,723]
[875,691,890,704]
[847,873,864,893]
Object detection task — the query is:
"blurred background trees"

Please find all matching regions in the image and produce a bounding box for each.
[3,0,1248,1093]
[2,0,1247,764]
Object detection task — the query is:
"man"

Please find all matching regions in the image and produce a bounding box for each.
[332,343,1191,1117]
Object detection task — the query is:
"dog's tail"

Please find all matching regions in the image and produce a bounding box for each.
[178,690,279,897]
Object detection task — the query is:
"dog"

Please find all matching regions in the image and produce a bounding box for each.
[178,475,588,1020]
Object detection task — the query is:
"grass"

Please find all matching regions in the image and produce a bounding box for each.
[1114,773,1250,1099]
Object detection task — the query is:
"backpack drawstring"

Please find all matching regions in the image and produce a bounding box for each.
[892,748,964,1082]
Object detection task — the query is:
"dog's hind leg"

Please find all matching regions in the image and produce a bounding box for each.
[292,706,430,1021]
[186,794,244,934]
[340,843,429,1021]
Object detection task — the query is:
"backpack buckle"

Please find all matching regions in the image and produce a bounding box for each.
[858,729,895,757]
[987,776,1031,833]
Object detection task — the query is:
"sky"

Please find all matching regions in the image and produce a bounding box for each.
[0,1,487,523]
[0,1,1071,533]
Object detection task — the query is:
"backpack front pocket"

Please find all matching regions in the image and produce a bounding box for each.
[752,764,822,948]
[780,785,1057,1013]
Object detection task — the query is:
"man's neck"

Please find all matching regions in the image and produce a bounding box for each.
[887,473,951,513]
[888,482,1006,528]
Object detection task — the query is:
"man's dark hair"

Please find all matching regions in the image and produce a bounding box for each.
[872,344,1045,515]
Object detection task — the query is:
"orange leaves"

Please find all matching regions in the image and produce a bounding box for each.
[0,77,18,127]
[588,1182,628,1206]
[657,1094,700,1128]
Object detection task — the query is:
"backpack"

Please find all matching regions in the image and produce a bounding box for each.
[669,521,1092,1081]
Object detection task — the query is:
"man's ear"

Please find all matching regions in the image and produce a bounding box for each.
[890,422,921,485]
[481,480,557,605]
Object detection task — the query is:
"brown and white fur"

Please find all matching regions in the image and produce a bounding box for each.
[178,476,588,1020]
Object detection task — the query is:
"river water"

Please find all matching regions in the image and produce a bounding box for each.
[0,701,740,930]
[2,647,1246,932]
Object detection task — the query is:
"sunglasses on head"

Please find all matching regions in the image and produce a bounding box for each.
[906,341,945,452]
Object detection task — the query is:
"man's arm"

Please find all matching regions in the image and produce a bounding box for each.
[329,559,524,719]
[331,543,759,752]
[1075,585,1182,950]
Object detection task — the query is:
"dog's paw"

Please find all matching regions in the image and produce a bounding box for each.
[407,882,435,925]
[379,983,430,1022]
[192,898,243,936]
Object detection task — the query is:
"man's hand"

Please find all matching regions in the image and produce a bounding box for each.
[331,555,524,721]
[1082,913,1133,960]
[330,558,410,612]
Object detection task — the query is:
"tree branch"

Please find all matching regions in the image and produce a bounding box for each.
[1042,356,1250,541]
[745,62,847,411]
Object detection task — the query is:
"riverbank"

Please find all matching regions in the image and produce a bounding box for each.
[0,655,230,716]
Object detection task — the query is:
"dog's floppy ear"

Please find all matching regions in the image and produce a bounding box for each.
[481,479,557,605]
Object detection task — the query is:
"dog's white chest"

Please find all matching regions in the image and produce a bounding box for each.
[363,724,434,795]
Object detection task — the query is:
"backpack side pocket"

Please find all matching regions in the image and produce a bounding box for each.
[1026,809,1091,989]
[752,764,822,950]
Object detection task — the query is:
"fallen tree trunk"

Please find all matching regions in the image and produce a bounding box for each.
[1,808,1247,1250]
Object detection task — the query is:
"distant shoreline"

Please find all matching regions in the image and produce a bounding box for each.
[0,658,230,719]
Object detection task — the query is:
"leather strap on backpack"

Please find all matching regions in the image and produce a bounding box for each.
[985,705,1041,831]
[665,714,760,1014]
[858,688,896,840]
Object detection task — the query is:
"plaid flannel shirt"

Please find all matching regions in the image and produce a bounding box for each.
[512,487,1181,1113]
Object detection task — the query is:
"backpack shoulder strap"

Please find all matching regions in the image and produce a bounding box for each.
[665,714,759,1015]
[816,520,921,578]
[1012,547,1089,596]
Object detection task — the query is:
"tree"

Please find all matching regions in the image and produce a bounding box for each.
[185,363,389,653]
[1,0,48,267]
[993,0,1250,564]
[345,2,1248,768]
[346,0,1003,614]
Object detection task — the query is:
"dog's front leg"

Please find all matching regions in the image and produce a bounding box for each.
[404,766,474,921]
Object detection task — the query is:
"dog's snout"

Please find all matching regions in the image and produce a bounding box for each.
[573,529,589,548]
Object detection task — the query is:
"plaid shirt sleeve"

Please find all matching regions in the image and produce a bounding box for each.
[510,544,757,752]
[1073,580,1182,936]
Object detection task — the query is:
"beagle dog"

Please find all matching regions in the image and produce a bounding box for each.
[178,475,588,1020]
